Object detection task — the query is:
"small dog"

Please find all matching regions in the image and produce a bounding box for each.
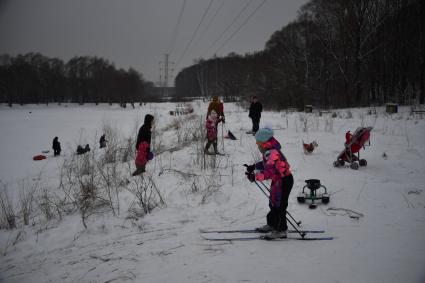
[303,140,318,154]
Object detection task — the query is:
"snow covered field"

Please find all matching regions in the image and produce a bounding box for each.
[0,102,424,283]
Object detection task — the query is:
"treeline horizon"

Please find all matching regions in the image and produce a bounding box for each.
[175,0,424,109]
[1,0,423,110]
[0,53,157,106]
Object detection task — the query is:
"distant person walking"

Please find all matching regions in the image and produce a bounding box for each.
[248,96,262,135]
[99,134,107,148]
[52,137,61,156]
[133,114,155,176]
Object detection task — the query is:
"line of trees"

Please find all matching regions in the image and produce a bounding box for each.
[0,53,155,106]
[175,0,424,109]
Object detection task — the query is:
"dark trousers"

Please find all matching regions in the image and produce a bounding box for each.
[266,174,294,231]
[54,149,61,156]
[204,140,218,153]
[251,117,260,134]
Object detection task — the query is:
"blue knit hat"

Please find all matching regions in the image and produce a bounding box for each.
[255,128,274,143]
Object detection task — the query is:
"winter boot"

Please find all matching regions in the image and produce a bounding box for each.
[255,224,273,233]
[204,142,212,154]
[132,166,146,176]
[263,230,287,240]
[213,143,220,155]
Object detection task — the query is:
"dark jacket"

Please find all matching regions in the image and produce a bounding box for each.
[207,96,224,118]
[249,101,262,119]
[52,137,61,151]
[136,114,154,150]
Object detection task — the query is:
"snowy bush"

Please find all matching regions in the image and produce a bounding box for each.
[324,116,334,132]
[346,110,353,119]
[17,179,38,226]
[0,182,16,229]
[126,174,165,216]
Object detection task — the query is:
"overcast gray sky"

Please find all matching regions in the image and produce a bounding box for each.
[0,0,306,83]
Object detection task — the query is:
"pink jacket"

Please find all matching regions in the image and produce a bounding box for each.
[135,141,149,166]
[206,116,220,141]
[255,137,292,207]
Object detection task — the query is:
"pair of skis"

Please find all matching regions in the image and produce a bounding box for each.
[200,228,333,241]
[204,152,228,156]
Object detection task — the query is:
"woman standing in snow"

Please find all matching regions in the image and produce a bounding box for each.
[246,127,294,239]
[52,136,61,156]
[133,114,154,176]
[248,96,262,135]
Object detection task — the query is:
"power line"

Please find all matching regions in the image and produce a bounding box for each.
[200,0,254,58]
[214,0,267,55]
[175,0,214,68]
[190,0,226,56]
[166,0,187,55]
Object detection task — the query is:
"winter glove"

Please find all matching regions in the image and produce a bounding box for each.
[147,151,154,160]
[256,173,265,181]
[245,171,255,182]
[244,164,255,173]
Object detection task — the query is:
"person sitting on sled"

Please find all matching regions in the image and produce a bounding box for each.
[204,110,223,155]
[133,114,154,176]
[245,127,294,239]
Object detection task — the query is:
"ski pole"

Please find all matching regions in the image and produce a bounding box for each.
[253,180,270,199]
[286,215,306,238]
[222,122,224,150]
[244,165,304,236]
[254,181,305,238]
[286,211,301,226]
[253,181,304,238]
[257,181,301,226]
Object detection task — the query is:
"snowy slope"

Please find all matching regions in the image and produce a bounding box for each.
[0,102,424,283]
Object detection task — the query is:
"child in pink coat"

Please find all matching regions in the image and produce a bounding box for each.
[246,127,294,239]
[204,110,223,154]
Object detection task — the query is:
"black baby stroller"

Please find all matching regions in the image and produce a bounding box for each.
[333,127,373,170]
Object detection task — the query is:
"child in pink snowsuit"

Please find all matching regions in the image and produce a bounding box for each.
[204,110,222,154]
[246,127,294,239]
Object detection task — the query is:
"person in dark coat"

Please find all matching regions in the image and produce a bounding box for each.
[76,145,85,155]
[76,144,90,155]
[133,114,154,175]
[248,96,262,135]
[99,134,107,148]
[52,137,61,156]
[136,114,154,150]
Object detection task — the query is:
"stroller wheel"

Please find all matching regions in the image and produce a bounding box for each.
[333,160,344,167]
[309,203,317,209]
[297,195,306,203]
[321,194,330,204]
[359,159,367,166]
[350,162,359,170]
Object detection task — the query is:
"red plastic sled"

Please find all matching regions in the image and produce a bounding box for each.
[33,155,47,161]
